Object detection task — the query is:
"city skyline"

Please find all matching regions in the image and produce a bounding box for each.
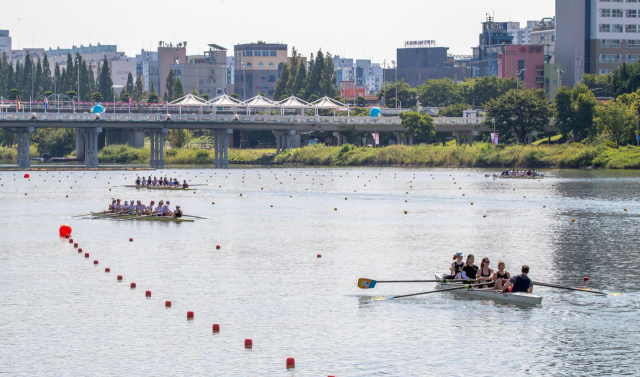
[2,0,554,61]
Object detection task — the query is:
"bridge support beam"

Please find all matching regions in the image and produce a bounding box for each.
[213,129,232,168]
[333,132,347,146]
[15,126,33,168]
[273,131,286,153]
[105,128,144,147]
[77,127,102,167]
[149,128,167,168]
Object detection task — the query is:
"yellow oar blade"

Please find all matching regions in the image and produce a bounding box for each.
[357,278,377,289]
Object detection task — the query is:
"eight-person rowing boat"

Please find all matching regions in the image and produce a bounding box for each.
[101,197,188,222]
[135,175,191,189]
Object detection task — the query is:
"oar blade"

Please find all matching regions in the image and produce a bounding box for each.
[357,278,377,289]
[373,296,393,301]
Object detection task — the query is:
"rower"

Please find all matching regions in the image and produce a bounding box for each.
[141,177,147,186]
[173,178,179,186]
[182,180,189,189]
[108,199,116,211]
[502,265,533,293]
[173,205,183,218]
[460,254,478,281]
[155,200,164,214]
[135,200,146,213]
[135,177,141,186]
[168,179,174,187]
[113,199,123,212]
[492,261,511,291]
[160,200,173,216]
[146,200,156,214]
[477,257,493,283]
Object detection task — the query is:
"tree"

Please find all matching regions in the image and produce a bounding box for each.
[41,54,52,94]
[119,92,131,102]
[286,47,299,94]
[125,72,135,96]
[78,59,91,102]
[399,111,436,142]
[292,60,307,97]
[8,88,20,100]
[418,78,464,107]
[1,53,15,98]
[91,92,104,102]
[34,56,43,97]
[173,78,184,101]
[66,91,78,98]
[377,80,417,108]
[459,76,517,107]
[355,96,366,107]
[582,73,614,98]
[273,64,289,100]
[53,62,61,93]
[306,50,324,98]
[147,91,159,104]
[97,56,114,101]
[167,129,191,148]
[200,93,209,101]
[439,102,468,117]
[555,84,597,141]
[190,86,199,96]
[320,51,338,98]
[164,69,176,102]
[134,73,143,101]
[230,93,240,100]
[14,61,23,96]
[595,100,637,147]
[22,52,33,99]
[485,89,553,144]
[63,53,75,93]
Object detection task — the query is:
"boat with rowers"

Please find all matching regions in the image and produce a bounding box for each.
[90,211,194,223]
[434,272,542,305]
[131,185,196,191]
[485,169,544,179]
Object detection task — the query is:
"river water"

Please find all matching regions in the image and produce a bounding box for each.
[1,167,639,376]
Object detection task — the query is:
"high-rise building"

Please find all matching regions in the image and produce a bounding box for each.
[0,30,12,55]
[556,0,640,87]
[233,43,288,99]
[135,49,158,92]
[157,42,187,97]
[171,44,229,98]
[390,42,465,87]
[530,17,556,63]
[472,16,514,78]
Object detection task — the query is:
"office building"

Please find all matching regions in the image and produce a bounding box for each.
[496,45,546,90]
[233,42,289,99]
[556,0,640,87]
[171,44,229,98]
[0,30,12,55]
[135,49,158,92]
[472,16,514,78]
[157,42,187,97]
[389,42,466,87]
[530,17,556,63]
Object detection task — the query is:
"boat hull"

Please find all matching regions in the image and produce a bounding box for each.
[90,212,194,223]
[434,273,542,305]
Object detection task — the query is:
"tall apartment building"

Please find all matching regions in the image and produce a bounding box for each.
[233,43,288,99]
[0,30,12,55]
[135,49,158,92]
[157,42,187,97]
[472,17,515,77]
[171,44,229,98]
[557,0,640,87]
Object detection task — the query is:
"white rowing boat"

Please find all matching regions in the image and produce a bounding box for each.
[434,273,543,305]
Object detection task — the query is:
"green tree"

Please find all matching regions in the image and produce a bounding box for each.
[418,78,463,107]
[63,53,74,93]
[292,60,307,97]
[14,61,23,96]
[91,92,104,102]
[307,50,324,98]
[273,64,289,100]
[320,52,338,98]
[355,96,366,107]
[485,89,553,144]
[31,128,76,157]
[555,84,597,141]
[97,56,114,101]
[459,76,517,107]
[399,111,436,142]
[125,72,134,96]
[200,93,209,101]
[230,93,240,100]
[163,69,176,102]
[0,53,6,97]
[41,54,52,94]
[377,79,417,108]
[34,56,43,97]
[286,47,299,94]
[8,88,20,100]
[147,91,159,103]
[595,100,637,147]
[439,102,468,117]
[582,73,614,98]
[22,52,33,99]
[134,73,143,101]
[173,78,184,101]
[167,129,191,148]
[1,53,15,97]
[78,59,91,101]
[120,92,131,102]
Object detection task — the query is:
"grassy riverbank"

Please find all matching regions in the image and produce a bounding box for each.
[2,143,639,169]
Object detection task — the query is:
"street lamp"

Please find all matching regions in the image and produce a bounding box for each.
[517,69,526,90]
[75,57,80,101]
[392,60,398,109]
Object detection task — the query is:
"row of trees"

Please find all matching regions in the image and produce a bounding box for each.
[273,47,339,101]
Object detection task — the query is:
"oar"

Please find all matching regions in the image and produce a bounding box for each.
[358,278,477,289]
[183,214,208,219]
[533,281,622,296]
[374,284,479,301]
[71,213,94,218]
[119,213,153,221]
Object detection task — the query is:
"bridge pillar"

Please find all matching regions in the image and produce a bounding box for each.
[78,127,102,167]
[212,129,231,168]
[105,128,145,148]
[291,130,300,148]
[149,128,167,168]
[273,131,286,153]
[394,132,403,145]
[15,126,33,168]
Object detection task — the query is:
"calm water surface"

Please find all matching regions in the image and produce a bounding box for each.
[1,167,639,376]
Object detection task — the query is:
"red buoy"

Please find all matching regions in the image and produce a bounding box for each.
[584,277,589,282]
[165,301,172,308]
[129,238,133,242]
[187,311,194,319]
[145,290,151,297]
[68,239,73,244]
[93,260,99,265]
[317,254,321,258]
[130,282,136,288]
[216,245,220,250]
[117,275,123,281]
[24,173,30,179]
[286,358,295,369]
[84,253,89,258]
[59,225,72,237]
[105,268,110,273]
[245,339,253,349]
[74,243,78,248]
[78,248,82,252]
[65,235,70,239]
[212,324,220,333]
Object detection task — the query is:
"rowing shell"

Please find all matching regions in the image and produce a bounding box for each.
[133,186,196,191]
[90,212,194,223]
[434,273,542,305]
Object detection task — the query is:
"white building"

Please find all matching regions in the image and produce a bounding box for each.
[109,59,137,95]
[0,30,11,55]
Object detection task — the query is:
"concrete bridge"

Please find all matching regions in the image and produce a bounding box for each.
[0,111,557,168]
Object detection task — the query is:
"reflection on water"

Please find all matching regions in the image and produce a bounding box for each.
[0,167,638,376]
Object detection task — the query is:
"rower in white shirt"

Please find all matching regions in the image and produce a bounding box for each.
[113,199,123,211]
[155,200,164,214]
[135,200,146,213]
[161,200,173,216]
[147,200,156,214]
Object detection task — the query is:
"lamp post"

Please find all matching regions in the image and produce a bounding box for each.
[517,69,526,90]
[392,60,398,109]
[75,57,80,101]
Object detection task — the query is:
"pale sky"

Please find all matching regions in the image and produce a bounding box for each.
[2,0,555,62]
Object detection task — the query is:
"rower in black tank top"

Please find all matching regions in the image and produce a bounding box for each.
[496,271,508,280]
[480,267,492,278]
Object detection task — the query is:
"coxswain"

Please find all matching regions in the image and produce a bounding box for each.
[108,199,116,211]
[444,252,465,280]
[502,265,533,293]
[182,180,189,189]
[460,254,478,280]
[173,205,183,218]
[492,261,511,291]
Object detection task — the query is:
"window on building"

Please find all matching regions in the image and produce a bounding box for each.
[601,39,611,47]
[199,79,205,85]
[600,0,611,2]
[270,51,277,56]
[258,62,264,68]
[254,50,261,56]
[613,24,624,32]
[601,9,612,17]
[628,0,638,2]
[627,25,638,32]
[627,54,637,62]
[628,9,638,17]
[612,39,621,47]
[600,54,611,62]
[262,51,268,57]
[268,62,274,68]
[628,39,638,47]
[268,75,276,82]
[613,0,623,2]
[612,9,623,17]
[246,51,253,57]
[612,54,622,62]
[246,62,252,68]
[600,24,612,32]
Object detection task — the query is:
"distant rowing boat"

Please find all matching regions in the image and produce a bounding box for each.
[485,174,544,179]
[90,212,194,223]
[434,273,542,305]
[128,185,196,191]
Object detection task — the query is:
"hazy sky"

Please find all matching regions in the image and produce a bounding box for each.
[3,0,555,62]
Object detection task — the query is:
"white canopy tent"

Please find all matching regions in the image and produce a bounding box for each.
[208,94,242,113]
[310,96,348,115]
[277,96,311,115]
[169,93,207,106]
[241,95,278,115]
